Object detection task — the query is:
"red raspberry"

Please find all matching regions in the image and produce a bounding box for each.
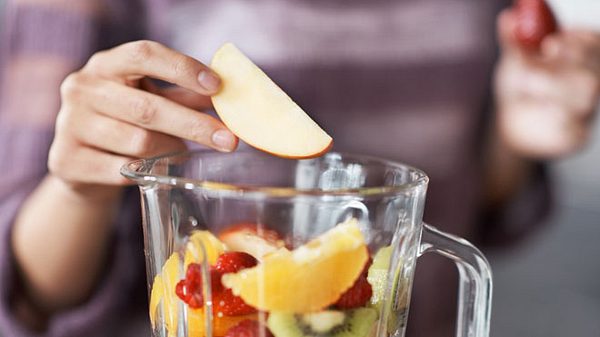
[334,257,373,309]
[176,264,223,309]
[214,252,258,274]
[214,288,258,316]
[224,320,274,337]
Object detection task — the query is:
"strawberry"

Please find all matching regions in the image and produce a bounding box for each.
[214,289,258,316]
[214,252,258,274]
[514,0,558,49]
[224,319,274,337]
[334,275,373,309]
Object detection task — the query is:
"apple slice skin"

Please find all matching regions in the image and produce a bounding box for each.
[210,43,333,159]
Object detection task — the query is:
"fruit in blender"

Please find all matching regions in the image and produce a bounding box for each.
[184,230,228,267]
[366,246,393,309]
[221,219,369,313]
[176,252,259,315]
[334,258,373,309]
[267,308,378,337]
[224,319,275,337]
[219,223,286,261]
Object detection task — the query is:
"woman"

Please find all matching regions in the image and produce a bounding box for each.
[1,0,598,336]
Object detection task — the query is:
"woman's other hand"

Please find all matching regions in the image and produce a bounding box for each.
[494,9,600,159]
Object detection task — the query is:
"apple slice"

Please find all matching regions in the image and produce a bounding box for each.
[219,223,286,261]
[210,43,333,159]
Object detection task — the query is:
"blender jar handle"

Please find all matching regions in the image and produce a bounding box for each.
[418,224,493,337]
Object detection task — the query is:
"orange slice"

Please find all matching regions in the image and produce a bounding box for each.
[222,219,368,313]
[188,310,258,337]
[149,253,182,333]
[149,230,226,334]
[184,230,227,267]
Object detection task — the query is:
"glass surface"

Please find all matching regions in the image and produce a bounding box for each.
[122,149,491,337]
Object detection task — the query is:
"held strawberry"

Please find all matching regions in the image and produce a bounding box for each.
[514,0,558,49]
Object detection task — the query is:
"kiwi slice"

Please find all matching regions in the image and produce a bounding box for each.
[268,308,378,337]
[367,246,393,309]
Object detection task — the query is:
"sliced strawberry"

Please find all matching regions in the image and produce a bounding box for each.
[224,319,274,337]
[514,0,558,49]
[214,289,258,316]
[215,252,258,274]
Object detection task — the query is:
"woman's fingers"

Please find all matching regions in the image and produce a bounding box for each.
[83,40,221,95]
[61,75,237,152]
[515,65,599,119]
[157,86,214,110]
[67,111,188,157]
[498,99,589,158]
[542,33,600,74]
[48,139,134,185]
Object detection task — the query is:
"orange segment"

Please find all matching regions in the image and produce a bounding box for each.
[188,310,258,337]
[222,219,368,313]
[149,253,182,334]
[184,230,227,267]
[149,230,226,334]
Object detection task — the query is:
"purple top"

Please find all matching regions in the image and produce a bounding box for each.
[0,0,550,336]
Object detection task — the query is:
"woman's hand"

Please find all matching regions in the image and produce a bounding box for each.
[486,9,600,205]
[50,40,238,191]
[12,41,239,321]
[494,10,600,159]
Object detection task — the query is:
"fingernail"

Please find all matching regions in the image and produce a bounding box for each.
[198,70,221,93]
[211,129,236,151]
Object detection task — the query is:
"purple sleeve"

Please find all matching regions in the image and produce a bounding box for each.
[0,2,146,336]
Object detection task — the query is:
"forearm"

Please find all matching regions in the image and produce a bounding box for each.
[12,174,123,314]
[483,124,536,208]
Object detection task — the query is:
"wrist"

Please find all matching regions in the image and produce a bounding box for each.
[47,174,124,206]
[484,125,538,207]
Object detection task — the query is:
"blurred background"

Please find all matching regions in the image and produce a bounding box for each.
[0,0,598,336]
[489,120,600,337]
[489,2,600,336]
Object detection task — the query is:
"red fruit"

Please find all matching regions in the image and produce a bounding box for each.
[176,264,223,309]
[224,319,274,337]
[334,275,373,309]
[215,252,258,274]
[334,258,373,309]
[176,259,258,315]
[514,0,558,49]
[214,288,258,316]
